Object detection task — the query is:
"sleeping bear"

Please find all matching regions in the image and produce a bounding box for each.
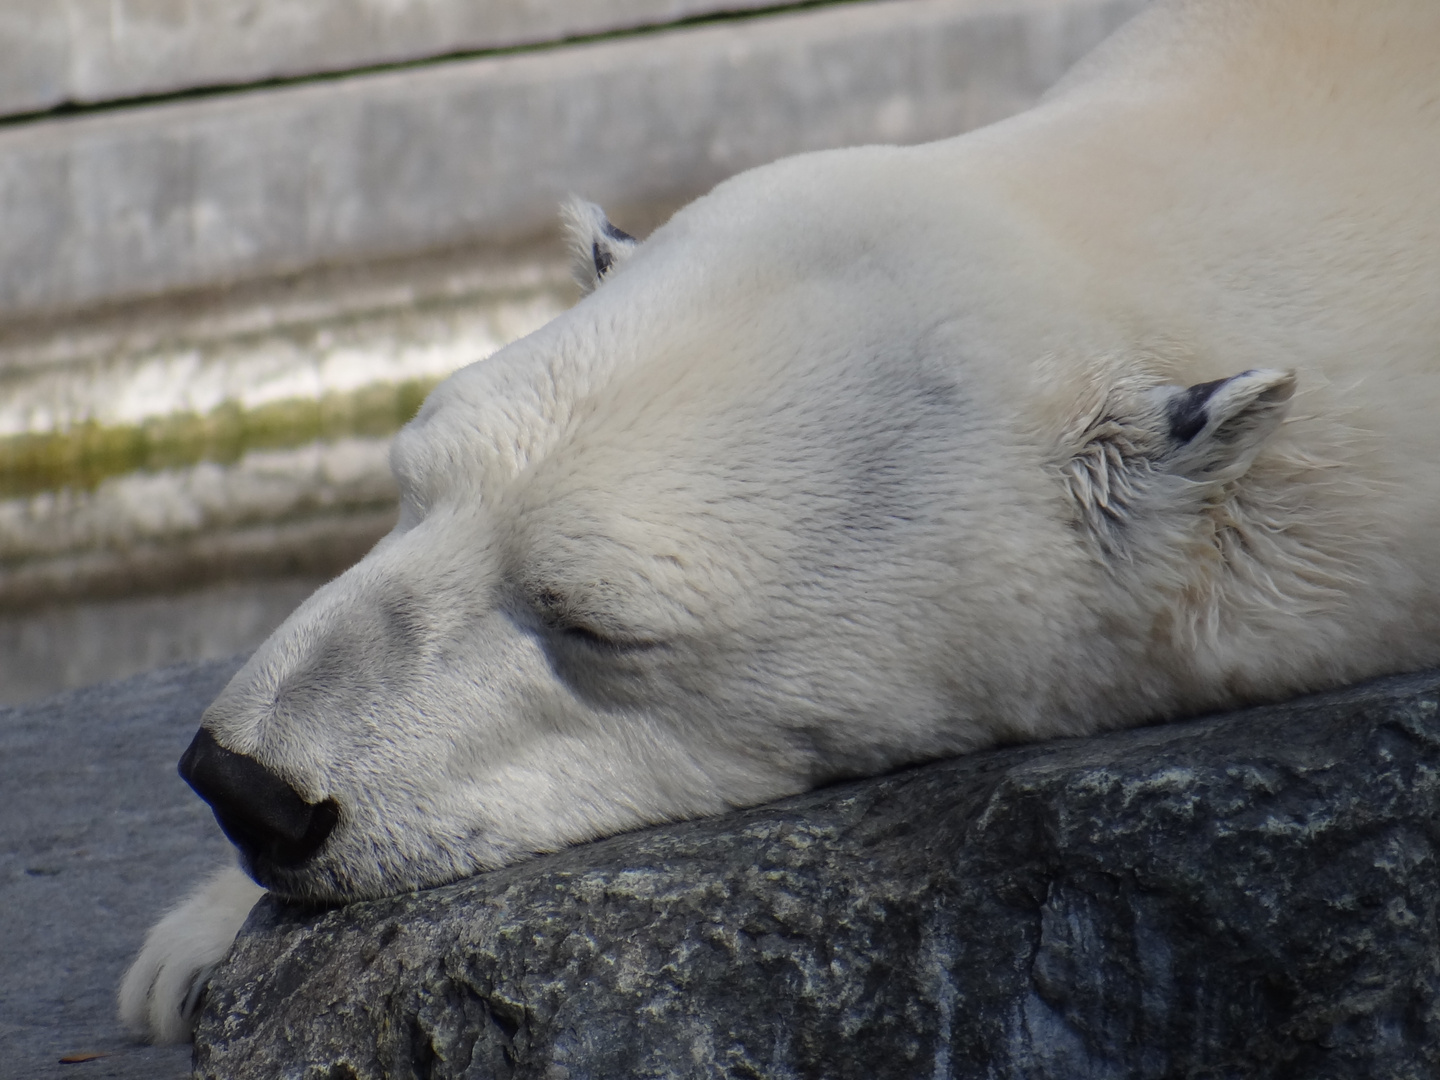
[121,0,1440,1043]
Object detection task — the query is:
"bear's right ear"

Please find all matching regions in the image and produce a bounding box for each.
[1060,367,1297,557]
[562,198,639,294]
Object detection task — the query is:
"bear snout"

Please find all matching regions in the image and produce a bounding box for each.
[178,728,338,872]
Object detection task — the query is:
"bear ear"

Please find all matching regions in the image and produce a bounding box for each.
[1060,368,1296,556]
[1157,368,1298,479]
[561,198,639,294]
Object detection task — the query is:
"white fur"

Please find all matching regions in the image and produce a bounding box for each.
[122,0,1440,1042]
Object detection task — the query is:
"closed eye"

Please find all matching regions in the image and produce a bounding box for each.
[525,586,663,653]
[554,621,660,653]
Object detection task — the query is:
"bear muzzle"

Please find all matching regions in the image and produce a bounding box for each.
[179,727,339,872]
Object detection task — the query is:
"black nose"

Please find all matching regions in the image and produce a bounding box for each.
[178,728,339,869]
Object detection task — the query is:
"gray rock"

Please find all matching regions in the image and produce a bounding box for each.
[197,669,1440,1079]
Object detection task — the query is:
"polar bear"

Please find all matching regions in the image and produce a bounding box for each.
[121,0,1440,1044]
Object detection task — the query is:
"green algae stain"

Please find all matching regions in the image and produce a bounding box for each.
[0,377,437,500]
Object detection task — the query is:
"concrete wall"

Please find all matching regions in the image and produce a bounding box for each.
[0,0,1146,320]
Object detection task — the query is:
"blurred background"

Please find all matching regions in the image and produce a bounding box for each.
[0,0,1144,704]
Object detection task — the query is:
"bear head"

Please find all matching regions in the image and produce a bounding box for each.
[179,153,1296,901]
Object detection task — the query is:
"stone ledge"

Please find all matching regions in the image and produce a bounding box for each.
[198,668,1440,1079]
[0,0,786,118]
[0,240,576,604]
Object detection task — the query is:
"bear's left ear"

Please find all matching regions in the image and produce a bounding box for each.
[562,198,639,294]
[1060,367,1297,555]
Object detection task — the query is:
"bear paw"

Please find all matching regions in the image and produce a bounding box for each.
[118,862,265,1044]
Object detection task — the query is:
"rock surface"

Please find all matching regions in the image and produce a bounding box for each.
[198,670,1440,1079]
